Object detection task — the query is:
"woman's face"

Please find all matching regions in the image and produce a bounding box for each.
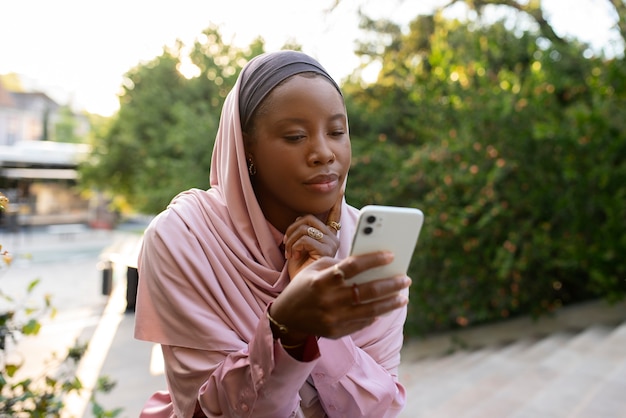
[245,74,351,232]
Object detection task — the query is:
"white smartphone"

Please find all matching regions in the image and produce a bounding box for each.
[345,205,424,286]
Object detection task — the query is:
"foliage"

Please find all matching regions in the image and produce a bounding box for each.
[54,105,83,143]
[79,26,267,214]
[0,193,121,417]
[343,6,626,334]
[81,5,626,337]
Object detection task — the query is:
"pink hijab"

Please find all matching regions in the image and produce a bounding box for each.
[134,52,358,350]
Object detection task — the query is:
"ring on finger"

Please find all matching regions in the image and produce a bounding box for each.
[327,221,341,231]
[351,283,361,305]
[333,264,345,280]
[307,226,324,241]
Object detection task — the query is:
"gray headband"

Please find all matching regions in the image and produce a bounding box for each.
[238,50,342,131]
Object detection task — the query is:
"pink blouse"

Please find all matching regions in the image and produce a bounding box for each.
[134,72,407,418]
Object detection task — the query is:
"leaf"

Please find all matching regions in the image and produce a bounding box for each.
[0,311,15,324]
[96,375,117,393]
[46,376,58,387]
[21,319,42,336]
[91,402,104,416]
[24,307,38,315]
[45,294,54,309]
[0,291,15,302]
[67,342,88,362]
[62,376,83,392]
[27,279,41,293]
[5,364,19,378]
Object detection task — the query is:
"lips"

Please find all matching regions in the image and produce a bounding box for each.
[305,173,339,185]
[304,173,340,192]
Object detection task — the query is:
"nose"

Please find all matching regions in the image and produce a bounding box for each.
[307,134,336,166]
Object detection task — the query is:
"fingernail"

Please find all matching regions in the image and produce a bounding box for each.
[397,295,409,306]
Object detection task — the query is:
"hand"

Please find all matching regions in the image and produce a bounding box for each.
[270,251,411,342]
[283,193,343,279]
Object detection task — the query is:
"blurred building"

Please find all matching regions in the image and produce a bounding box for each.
[0,78,106,230]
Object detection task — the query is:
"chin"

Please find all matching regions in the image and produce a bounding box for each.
[310,201,337,217]
[293,191,341,217]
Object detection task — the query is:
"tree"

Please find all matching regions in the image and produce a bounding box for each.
[54,105,83,143]
[81,6,626,336]
[80,26,266,214]
[342,3,626,334]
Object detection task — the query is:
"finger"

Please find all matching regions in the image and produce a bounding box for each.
[283,217,317,258]
[284,215,329,239]
[351,275,411,303]
[284,216,324,247]
[318,289,407,339]
[284,218,338,259]
[290,234,325,259]
[347,291,409,322]
[287,224,325,255]
[335,251,395,281]
[325,192,343,235]
[326,191,343,223]
[283,216,304,242]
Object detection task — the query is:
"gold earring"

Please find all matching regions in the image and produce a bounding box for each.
[247,157,257,176]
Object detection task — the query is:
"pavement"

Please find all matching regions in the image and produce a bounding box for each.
[1,225,624,418]
[0,225,160,418]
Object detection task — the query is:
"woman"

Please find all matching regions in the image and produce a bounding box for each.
[134,50,410,417]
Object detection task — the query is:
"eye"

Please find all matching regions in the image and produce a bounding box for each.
[329,129,346,138]
[284,134,306,142]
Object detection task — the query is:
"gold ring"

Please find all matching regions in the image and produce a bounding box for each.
[327,221,341,231]
[333,264,345,280]
[351,283,361,305]
[307,226,324,241]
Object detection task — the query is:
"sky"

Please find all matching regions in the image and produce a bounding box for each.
[0,0,620,116]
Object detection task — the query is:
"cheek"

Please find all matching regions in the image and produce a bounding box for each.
[337,142,352,171]
[256,152,295,181]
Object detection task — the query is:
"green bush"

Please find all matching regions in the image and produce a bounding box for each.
[345,16,626,335]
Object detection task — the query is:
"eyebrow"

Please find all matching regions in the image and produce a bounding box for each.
[277,113,347,124]
[328,113,347,123]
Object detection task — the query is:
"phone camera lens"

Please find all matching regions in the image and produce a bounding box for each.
[366,215,376,224]
[364,226,373,235]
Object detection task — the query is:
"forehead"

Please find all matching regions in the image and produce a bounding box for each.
[263,74,345,111]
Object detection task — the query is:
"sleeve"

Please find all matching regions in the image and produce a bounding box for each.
[161,307,320,418]
[135,211,322,417]
[310,300,408,418]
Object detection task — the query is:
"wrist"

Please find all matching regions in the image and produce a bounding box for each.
[267,305,308,345]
